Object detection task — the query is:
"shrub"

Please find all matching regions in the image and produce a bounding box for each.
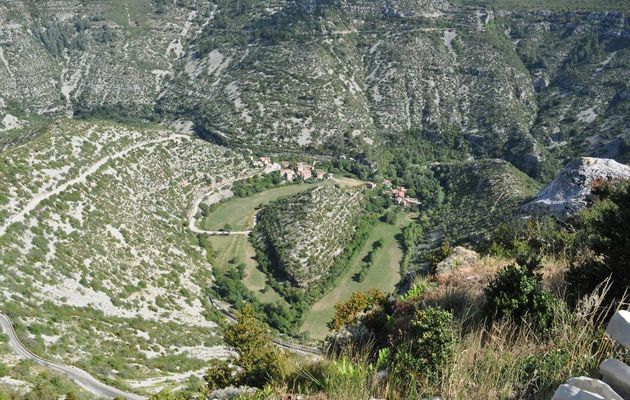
[483,256,555,332]
[390,307,455,382]
[205,359,240,391]
[566,181,630,307]
[328,289,385,332]
[220,305,285,387]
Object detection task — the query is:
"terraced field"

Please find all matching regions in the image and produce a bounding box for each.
[301,215,413,339]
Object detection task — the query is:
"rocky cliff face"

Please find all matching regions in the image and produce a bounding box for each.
[0,0,629,179]
[521,157,630,218]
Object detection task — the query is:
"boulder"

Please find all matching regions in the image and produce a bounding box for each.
[606,310,630,350]
[210,386,257,400]
[600,359,630,398]
[325,321,371,352]
[521,157,630,219]
[435,246,479,276]
[551,384,605,400]
[566,377,623,400]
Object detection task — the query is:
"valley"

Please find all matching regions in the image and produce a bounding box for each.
[301,214,413,339]
[0,0,629,398]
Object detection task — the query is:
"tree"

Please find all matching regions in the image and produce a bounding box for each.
[222,305,285,387]
[567,181,630,307]
[382,209,400,225]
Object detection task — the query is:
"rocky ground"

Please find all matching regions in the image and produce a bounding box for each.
[0,118,258,394]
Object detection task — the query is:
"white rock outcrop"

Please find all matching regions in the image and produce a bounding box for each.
[551,384,605,400]
[566,377,623,400]
[606,310,630,350]
[521,157,630,219]
[600,359,630,398]
[435,246,479,276]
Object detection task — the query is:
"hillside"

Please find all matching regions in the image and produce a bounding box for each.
[429,159,541,245]
[0,0,629,397]
[253,184,365,289]
[0,1,628,178]
[0,118,257,393]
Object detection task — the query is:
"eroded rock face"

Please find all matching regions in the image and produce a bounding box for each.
[521,157,630,219]
[435,246,479,276]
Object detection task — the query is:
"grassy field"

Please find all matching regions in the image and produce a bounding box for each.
[208,235,288,305]
[300,215,413,340]
[201,183,317,231]
[331,175,365,188]
[204,183,323,305]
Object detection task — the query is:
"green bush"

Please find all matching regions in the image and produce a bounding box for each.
[391,307,455,382]
[483,256,555,332]
[218,305,285,388]
[566,181,630,307]
[205,359,239,391]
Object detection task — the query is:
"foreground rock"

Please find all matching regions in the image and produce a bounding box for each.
[600,359,630,399]
[552,384,605,400]
[552,310,630,400]
[521,158,630,219]
[435,246,479,276]
[605,310,630,350]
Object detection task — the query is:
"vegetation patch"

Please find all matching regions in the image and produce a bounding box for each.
[253,184,366,289]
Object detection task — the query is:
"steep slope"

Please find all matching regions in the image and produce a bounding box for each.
[0,1,628,178]
[430,159,541,245]
[521,157,630,218]
[0,119,257,393]
[254,184,365,288]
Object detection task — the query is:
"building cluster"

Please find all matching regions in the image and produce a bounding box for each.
[378,179,421,207]
[259,158,326,182]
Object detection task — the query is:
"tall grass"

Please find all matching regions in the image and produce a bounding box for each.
[267,282,624,400]
[419,281,621,399]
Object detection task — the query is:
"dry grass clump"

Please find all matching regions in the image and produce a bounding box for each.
[422,255,568,317]
[418,282,622,400]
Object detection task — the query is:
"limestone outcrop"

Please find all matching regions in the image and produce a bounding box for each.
[522,158,630,219]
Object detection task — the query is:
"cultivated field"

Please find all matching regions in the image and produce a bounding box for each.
[201,183,317,231]
[300,215,413,339]
[207,235,287,306]
[203,183,321,305]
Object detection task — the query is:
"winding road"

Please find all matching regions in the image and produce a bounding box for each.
[0,134,193,398]
[0,313,145,400]
[0,137,318,398]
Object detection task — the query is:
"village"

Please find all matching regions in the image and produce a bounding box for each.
[255,156,422,208]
